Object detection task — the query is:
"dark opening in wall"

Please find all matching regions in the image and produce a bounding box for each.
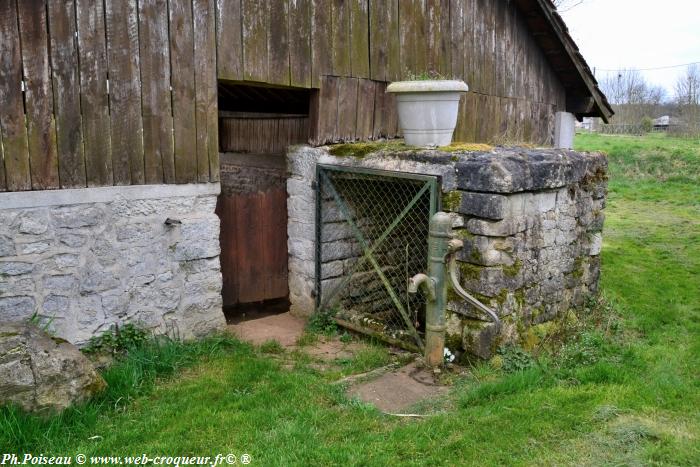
[218,81,311,115]
[218,82,312,154]
[216,82,306,315]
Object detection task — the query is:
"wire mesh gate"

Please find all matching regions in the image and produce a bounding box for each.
[315,165,439,351]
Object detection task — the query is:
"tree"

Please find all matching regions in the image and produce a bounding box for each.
[598,69,667,125]
[674,64,700,107]
[674,65,700,135]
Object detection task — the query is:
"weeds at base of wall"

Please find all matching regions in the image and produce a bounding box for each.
[81,324,151,356]
[463,294,634,404]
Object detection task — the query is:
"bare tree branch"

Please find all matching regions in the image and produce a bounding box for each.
[552,0,585,12]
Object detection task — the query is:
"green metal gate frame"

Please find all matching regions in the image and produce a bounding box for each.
[315,165,439,351]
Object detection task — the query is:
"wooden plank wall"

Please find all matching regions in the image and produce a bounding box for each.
[0,0,568,192]
[0,0,218,192]
[216,0,566,147]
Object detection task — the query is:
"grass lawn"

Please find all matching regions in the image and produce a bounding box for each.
[2,133,699,465]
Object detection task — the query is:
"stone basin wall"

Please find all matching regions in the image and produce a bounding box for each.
[287,143,607,358]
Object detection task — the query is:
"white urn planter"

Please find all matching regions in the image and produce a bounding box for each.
[387,80,469,147]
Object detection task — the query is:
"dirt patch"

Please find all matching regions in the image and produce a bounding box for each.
[302,338,366,360]
[227,312,305,347]
[348,362,448,413]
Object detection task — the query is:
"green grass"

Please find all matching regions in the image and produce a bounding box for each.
[2,133,699,465]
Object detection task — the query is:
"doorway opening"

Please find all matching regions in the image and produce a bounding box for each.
[215,82,312,323]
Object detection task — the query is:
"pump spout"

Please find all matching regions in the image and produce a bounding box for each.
[408,273,436,301]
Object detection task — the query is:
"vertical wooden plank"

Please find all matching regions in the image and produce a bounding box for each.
[462,0,474,89]
[139,0,173,184]
[386,0,400,81]
[194,0,218,182]
[513,12,521,98]
[268,0,290,85]
[105,0,144,185]
[169,0,197,183]
[0,123,5,190]
[48,0,86,188]
[505,4,515,98]
[76,0,113,187]
[313,75,339,144]
[337,77,359,141]
[369,0,387,81]
[399,0,416,76]
[426,0,440,75]
[465,91,477,142]
[425,0,449,77]
[311,0,332,87]
[216,195,237,306]
[484,0,495,96]
[472,0,485,94]
[242,0,268,82]
[207,30,219,182]
[414,0,428,75]
[332,0,350,76]
[440,0,451,77]
[17,0,59,190]
[450,0,464,81]
[235,194,266,302]
[372,80,387,138]
[385,91,399,137]
[261,188,289,298]
[356,79,375,140]
[290,0,311,87]
[216,0,243,80]
[494,0,506,97]
[350,0,369,78]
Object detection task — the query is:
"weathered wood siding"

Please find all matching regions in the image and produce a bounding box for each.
[218,0,566,146]
[0,0,567,192]
[0,0,218,192]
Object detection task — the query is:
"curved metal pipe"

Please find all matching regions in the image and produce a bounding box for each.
[447,254,501,329]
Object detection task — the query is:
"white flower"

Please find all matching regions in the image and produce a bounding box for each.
[443,347,455,363]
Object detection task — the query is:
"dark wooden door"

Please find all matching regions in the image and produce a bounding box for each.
[216,153,289,307]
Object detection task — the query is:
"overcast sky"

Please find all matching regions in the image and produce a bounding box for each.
[560,0,700,99]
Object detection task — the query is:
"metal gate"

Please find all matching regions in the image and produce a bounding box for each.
[315,165,439,351]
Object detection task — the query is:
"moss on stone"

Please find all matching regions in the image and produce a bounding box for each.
[459,262,483,281]
[514,289,526,309]
[456,229,475,240]
[572,257,585,279]
[327,140,412,158]
[502,259,522,278]
[438,142,493,152]
[441,191,462,212]
[494,288,509,306]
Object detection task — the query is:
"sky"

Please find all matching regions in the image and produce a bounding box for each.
[559,0,700,99]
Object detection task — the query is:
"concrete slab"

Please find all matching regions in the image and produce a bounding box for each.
[348,362,448,413]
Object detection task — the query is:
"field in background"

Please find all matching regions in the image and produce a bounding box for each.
[2,133,699,465]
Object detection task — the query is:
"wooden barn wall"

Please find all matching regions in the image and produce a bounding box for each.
[0,0,218,192]
[0,0,568,193]
[216,0,567,146]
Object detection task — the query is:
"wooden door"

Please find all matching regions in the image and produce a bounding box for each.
[216,153,289,307]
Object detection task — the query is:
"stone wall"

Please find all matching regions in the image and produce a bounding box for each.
[0,184,226,345]
[287,144,607,358]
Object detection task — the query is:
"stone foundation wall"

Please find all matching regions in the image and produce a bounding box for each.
[0,184,226,345]
[287,144,607,358]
